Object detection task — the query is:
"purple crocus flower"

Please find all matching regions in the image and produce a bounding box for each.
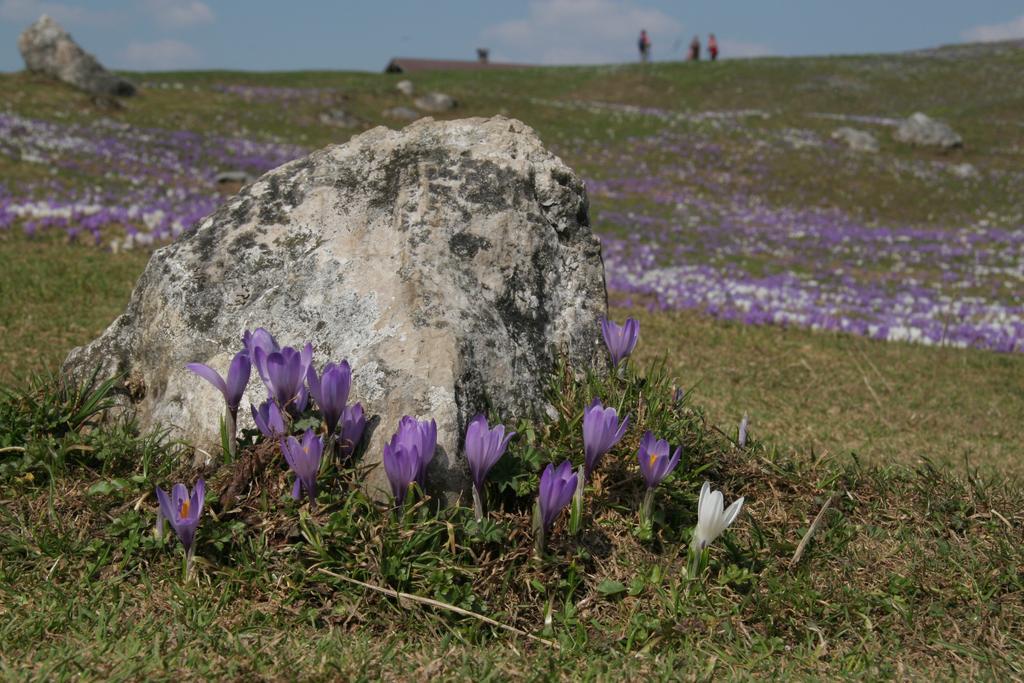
[281,429,323,505]
[243,327,279,364]
[537,460,579,533]
[601,317,640,368]
[636,432,682,535]
[186,351,250,456]
[243,327,280,387]
[251,399,286,438]
[464,414,515,521]
[382,441,421,505]
[155,479,205,574]
[307,361,351,434]
[338,403,366,457]
[637,431,682,489]
[582,399,629,479]
[186,351,251,415]
[253,343,313,415]
[390,416,437,486]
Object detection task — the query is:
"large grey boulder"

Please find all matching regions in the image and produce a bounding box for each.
[414,92,457,112]
[894,112,962,149]
[831,127,879,153]
[63,116,607,501]
[18,15,135,97]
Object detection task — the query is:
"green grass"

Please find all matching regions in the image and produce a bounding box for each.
[3,43,1024,678]
[1,353,1022,680]
[0,234,149,383]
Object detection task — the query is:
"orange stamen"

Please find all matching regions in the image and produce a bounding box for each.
[648,452,658,467]
[180,499,191,518]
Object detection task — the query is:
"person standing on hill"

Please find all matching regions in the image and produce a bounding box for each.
[689,35,701,61]
[708,33,719,61]
[638,29,651,63]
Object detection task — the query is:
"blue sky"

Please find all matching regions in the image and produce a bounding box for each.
[2,0,1023,72]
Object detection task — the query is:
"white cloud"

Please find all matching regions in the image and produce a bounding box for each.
[718,38,774,59]
[481,0,684,65]
[120,39,200,69]
[144,0,214,28]
[962,15,1024,43]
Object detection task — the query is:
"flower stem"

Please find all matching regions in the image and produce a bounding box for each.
[184,545,195,583]
[532,503,546,557]
[568,465,585,536]
[226,408,238,459]
[471,485,485,523]
[686,539,705,583]
[639,487,656,535]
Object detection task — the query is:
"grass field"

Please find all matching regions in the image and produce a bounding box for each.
[2,43,1024,679]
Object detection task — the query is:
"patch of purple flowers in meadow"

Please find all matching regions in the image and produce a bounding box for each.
[575,130,1024,352]
[0,112,308,244]
[209,84,345,104]
[160,316,741,581]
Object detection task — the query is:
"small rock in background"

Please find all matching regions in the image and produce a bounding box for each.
[215,170,254,185]
[18,15,135,97]
[396,80,415,96]
[781,128,821,149]
[383,106,422,121]
[831,127,880,153]
[318,108,363,128]
[949,162,978,179]
[414,92,457,112]
[215,170,253,194]
[894,112,962,149]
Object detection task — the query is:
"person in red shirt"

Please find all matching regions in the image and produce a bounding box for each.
[708,33,719,61]
[638,29,651,63]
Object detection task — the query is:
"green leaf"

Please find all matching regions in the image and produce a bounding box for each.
[596,579,627,597]
[293,416,321,432]
[88,478,126,495]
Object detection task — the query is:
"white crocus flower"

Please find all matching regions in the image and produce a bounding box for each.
[693,481,744,550]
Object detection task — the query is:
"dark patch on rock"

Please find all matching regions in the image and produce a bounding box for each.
[228,196,254,230]
[190,224,219,262]
[257,176,291,225]
[229,230,258,257]
[448,232,491,259]
[461,158,522,211]
[185,274,219,333]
